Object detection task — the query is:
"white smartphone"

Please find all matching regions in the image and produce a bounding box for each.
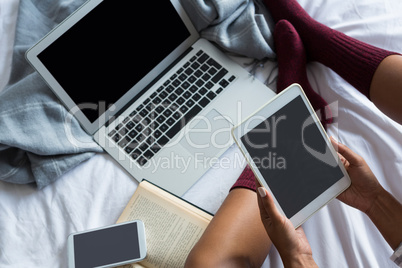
[232,84,351,228]
[67,220,147,268]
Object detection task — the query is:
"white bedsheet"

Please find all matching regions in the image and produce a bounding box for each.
[1,0,401,267]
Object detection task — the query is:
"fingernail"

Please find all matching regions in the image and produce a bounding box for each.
[330,136,339,144]
[258,187,266,198]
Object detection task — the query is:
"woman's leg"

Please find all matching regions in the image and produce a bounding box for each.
[264,0,402,123]
[185,187,272,268]
[274,19,333,129]
[370,55,402,124]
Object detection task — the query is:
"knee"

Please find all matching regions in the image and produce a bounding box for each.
[184,245,254,268]
[184,247,218,268]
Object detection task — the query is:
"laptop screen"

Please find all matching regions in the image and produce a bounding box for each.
[38,0,191,123]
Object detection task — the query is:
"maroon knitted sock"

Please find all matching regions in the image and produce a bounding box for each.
[275,20,333,129]
[230,165,256,192]
[264,0,399,99]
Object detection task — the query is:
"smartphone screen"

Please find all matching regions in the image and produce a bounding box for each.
[72,222,141,268]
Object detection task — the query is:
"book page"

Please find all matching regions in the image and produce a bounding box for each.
[117,181,212,268]
[140,181,213,222]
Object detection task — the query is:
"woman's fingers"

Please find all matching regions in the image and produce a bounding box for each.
[330,137,362,166]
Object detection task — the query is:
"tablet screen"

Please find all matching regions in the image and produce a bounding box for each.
[240,96,343,218]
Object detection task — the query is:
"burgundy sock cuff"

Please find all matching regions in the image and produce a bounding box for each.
[230,165,257,192]
[315,32,401,99]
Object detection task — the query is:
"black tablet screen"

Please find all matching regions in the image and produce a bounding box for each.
[240,96,343,218]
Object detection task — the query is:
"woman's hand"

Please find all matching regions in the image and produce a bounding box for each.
[257,187,318,268]
[330,137,385,214]
[331,137,402,250]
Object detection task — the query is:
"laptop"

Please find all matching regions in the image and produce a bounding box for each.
[26,0,276,196]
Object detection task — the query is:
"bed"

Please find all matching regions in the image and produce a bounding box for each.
[1,0,401,267]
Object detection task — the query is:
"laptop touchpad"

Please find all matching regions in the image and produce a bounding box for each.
[179,109,233,157]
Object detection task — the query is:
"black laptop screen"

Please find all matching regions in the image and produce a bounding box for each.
[38,0,191,123]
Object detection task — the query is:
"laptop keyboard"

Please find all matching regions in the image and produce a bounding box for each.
[107,50,236,166]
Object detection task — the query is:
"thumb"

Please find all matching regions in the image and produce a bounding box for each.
[258,187,282,222]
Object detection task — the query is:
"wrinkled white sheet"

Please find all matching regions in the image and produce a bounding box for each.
[1,0,402,267]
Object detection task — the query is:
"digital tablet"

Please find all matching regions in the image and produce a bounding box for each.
[232,84,351,228]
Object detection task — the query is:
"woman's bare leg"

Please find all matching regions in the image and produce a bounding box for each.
[185,188,272,268]
[260,0,402,124]
[370,55,402,125]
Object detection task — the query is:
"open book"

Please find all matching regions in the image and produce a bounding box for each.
[116,180,213,268]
